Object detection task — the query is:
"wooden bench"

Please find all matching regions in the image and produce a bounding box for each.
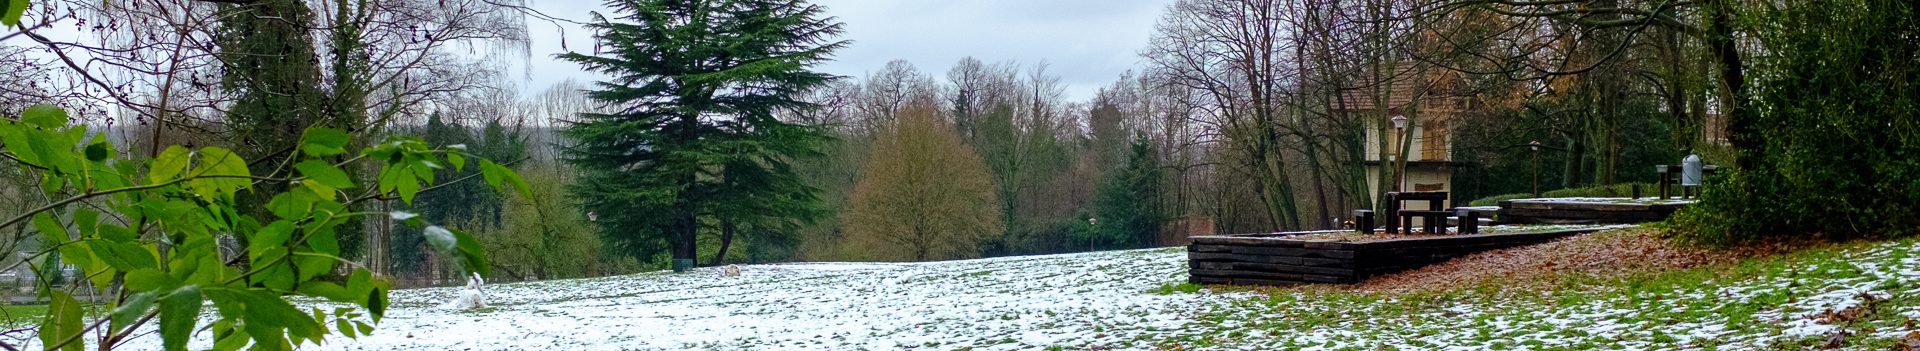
[1384,191,1448,234]
[1351,191,1491,235]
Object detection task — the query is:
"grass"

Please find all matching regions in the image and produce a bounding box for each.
[0,304,48,325]
[1469,182,1655,206]
[1164,234,1920,349]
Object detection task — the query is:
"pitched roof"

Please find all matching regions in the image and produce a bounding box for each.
[1331,62,1467,112]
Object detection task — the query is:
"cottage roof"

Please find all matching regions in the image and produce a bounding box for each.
[1332,62,1468,112]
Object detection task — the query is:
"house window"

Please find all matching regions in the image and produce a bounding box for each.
[1421,119,1448,161]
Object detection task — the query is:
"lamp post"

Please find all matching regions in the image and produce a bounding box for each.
[1391,115,1408,193]
[1529,140,1542,197]
[1087,216,1097,252]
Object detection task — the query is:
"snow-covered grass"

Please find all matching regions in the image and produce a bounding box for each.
[1177,236,1920,350]
[80,235,1920,350]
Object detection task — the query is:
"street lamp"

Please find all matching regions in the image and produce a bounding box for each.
[1390,115,1408,193]
[1087,216,1098,251]
[1529,140,1542,197]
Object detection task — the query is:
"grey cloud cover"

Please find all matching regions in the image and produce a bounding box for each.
[516,0,1175,100]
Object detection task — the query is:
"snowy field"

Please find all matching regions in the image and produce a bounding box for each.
[89,235,1920,350]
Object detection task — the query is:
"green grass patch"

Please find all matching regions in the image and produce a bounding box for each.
[1148,282,1204,295]
[1469,182,1655,206]
[0,304,49,324]
[1164,236,1920,349]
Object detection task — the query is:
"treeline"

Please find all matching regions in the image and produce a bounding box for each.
[783,60,1180,261]
[5,0,1909,283]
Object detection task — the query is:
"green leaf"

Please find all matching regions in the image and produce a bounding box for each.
[249,221,295,259]
[186,147,252,197]
[55,241,94,275]
[453,227,489,277]
[83,141,112,161]
[336,318,356,339]
[212,327,249,351]
[32,213,65,244]
[97,224,135,243]
[110,291,159,334]
[266,186,321,219]
[38,290,84,351]
[367,287,387,322]
[91,240,159,271]
[159,285,203,351]
[424,226,489,277]
[346,268,373,298]
[72,209,98,237]
[301,127,351,157]
[20,104,66,129]
[479,159,504,189]
[446,151,466,172]
[126,268,182,291]
[294,160,355,189]
[294,228,339,280]
[395,170,420,204]
[0,0,24,28]
[297,281,355,302]
[501,167,533,198]
[149,145,191,183]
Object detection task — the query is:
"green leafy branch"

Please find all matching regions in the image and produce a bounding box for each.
[0,104,530,351]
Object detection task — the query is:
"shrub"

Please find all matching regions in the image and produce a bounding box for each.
[1669,0,1919,245]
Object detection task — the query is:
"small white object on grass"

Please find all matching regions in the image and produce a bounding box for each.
[440,272,488,310]
[723,264,741,277]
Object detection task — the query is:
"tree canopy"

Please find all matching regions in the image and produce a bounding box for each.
[842,104,1004,261]
[559,0,844,270]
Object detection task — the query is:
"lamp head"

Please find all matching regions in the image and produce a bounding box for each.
[1390,115,1408,130]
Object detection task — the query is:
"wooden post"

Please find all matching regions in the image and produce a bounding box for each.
[1656,165,1671,199]
[1355,210,1375,234]
[1458,209,1479,234]
[1384,192,1400,234]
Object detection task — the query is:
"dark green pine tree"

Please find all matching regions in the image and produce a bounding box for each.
[559,0,844,271]
[1090,133,1167,250]
[216,0,344,256]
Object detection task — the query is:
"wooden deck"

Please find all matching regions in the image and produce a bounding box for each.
[1497,198,1691,224]
[1186,227,1609,286]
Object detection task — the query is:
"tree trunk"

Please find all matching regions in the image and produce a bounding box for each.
[710,220,736,266]
[1707,0,1754,169]
[1563,137,1585,188]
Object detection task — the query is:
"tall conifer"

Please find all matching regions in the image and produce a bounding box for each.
[559,0,844,270]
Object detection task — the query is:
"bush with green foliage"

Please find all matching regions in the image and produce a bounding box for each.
[0,104,523,351]
[1671,0,1918,245]
[471,164,637,281]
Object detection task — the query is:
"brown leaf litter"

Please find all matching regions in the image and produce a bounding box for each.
[1341,227,1796,293]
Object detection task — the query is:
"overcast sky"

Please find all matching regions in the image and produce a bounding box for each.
[515,0,1176,101]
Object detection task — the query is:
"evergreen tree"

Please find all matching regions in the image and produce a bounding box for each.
[559,0,843,271]
[218,0,325,160]
[1088,133,1166,250]
[216,0,337,256]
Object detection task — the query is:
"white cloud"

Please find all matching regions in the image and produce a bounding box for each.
[516,0,1174,100]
